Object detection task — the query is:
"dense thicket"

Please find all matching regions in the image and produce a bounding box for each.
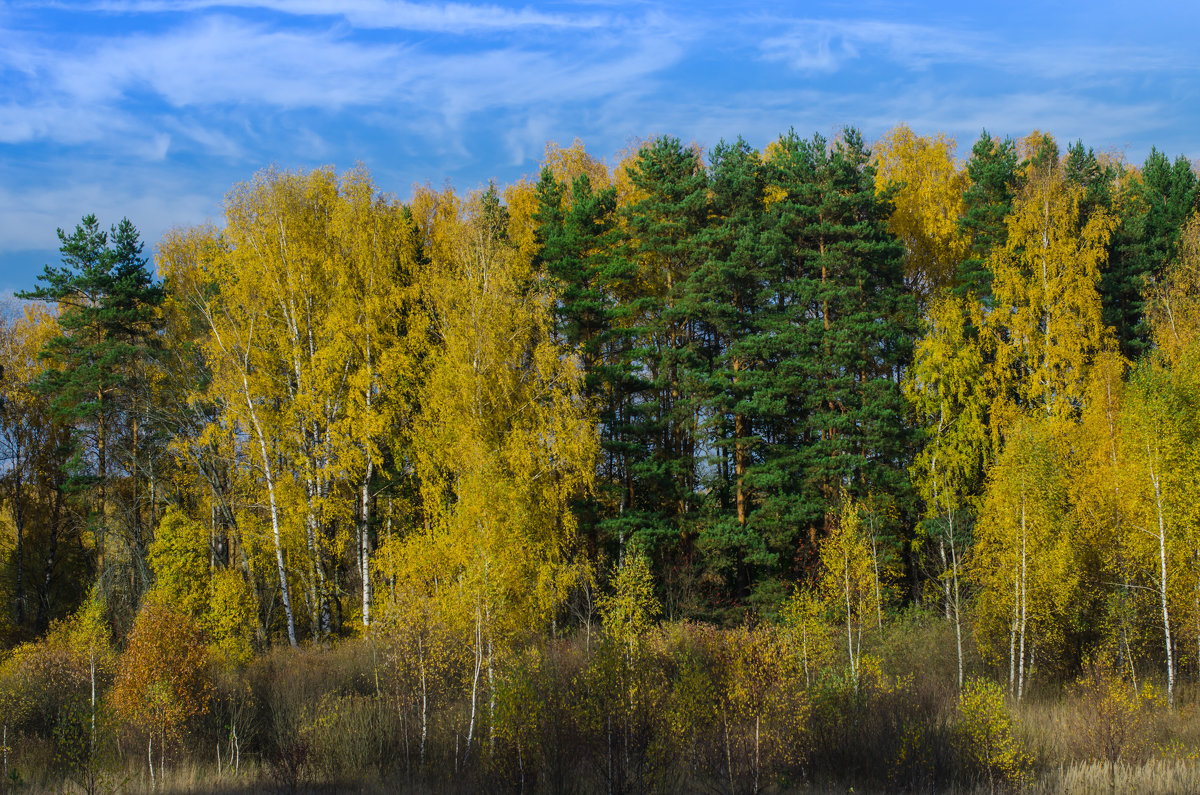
[1,126,1199,792]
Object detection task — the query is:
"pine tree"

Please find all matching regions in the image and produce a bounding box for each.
[1106,149,1199,359]
[18,215,164,608]
[616,137,709,563]
[957,132,1019,301]
[763,129,916,576]
[686,138,774,603]
[1064,140,1115,226]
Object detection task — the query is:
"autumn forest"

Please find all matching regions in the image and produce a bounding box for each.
[3,126,1200,792]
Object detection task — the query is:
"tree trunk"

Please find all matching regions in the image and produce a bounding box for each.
[1009,532,1019,695]
[360,457,373,627]
[1017,490,1028,701]
[950,516,964,691]
[1148,446,1175,708]
[419,638,428,773]
[12,462,24,627]
[464,602,482,764]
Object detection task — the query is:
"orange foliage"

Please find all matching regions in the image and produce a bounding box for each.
[111,598,212,743]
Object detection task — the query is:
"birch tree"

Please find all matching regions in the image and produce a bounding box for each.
[988,134,1115,430]
[387,185,597,762]
[907,293,990,688]
[873,124,970,302]
[818,496,878,691]
[162,166,422,644]
[1117,360,1198,708]
[973,417,1076,700]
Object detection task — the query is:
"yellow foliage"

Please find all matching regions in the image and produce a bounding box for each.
[205,569,257,668]
[907,293,991,504]
[819,496,880,687]
[972,416,1077,692]
[989,138,1116,428]
[542,139,611,189]
[503,178,541,275]
[600,550,661,657]
[1114,357,1200,706]
[780,586,834,687]
[148,508,210,619]
[955,678,1030,789]
[1069,351,1129,544]
[148,509,257,666]
[1145,212,1200,364]
[611,140,651,210]
[873,124,970,300]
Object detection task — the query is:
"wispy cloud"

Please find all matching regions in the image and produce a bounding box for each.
[759,17,1186,80]
[0,0,1195,283]
[0,6,684,157]
[20,0,610,33]
[26,16,408,109]
[760,19,980,73]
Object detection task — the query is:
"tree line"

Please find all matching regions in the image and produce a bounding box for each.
[0,124,1198,788]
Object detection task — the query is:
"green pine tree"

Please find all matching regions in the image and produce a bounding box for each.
[761,129,917,594]
[616,137,709,577]
[957,132,1019,301]
[1106,148,1199,359]
[686,137,774,606]
[18,215,164,609]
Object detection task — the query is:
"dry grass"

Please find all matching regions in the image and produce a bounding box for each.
[8,619,1200,793]
[1030,759,1200,794]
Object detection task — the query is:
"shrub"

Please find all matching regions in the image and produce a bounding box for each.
[955,677,1029,792]
[110,597,211,786]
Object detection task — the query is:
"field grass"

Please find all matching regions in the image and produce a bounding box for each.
[5,611,1200,793]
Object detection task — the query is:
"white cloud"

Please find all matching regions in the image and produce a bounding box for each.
[21,0,609,33]
[0,96,173,153]
[160,115,246,158]
[759,17,1186,79]
[0,174,218,254]
[0,6,686,158]
[761,19,980,73]
[55,17,408,109]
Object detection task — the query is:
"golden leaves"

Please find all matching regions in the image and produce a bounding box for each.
[873,124,970,300]
[990,145,1116,423]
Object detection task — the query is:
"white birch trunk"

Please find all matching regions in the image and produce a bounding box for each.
[209,318,298,646]
[1148,446,1175,708]
[360,456,373,628]
[1017,489,1028,701]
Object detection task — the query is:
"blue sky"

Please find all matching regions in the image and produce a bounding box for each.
[1,0,1197,292]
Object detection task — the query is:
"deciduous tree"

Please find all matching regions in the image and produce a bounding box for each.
[873,124,969,302]
[111,596,211,788]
